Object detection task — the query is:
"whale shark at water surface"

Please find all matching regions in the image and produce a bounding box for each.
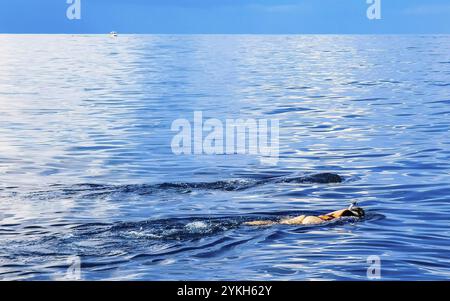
[155,172,343,191]
[19,173,344,199]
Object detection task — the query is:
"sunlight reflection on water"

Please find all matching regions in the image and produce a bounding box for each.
[0,35,450,280]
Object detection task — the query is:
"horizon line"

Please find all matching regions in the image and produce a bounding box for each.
[1,33,449,35]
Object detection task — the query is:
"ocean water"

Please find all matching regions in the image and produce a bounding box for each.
[0,35,450,280]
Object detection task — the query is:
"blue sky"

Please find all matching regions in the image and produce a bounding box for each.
[0,0,449,34]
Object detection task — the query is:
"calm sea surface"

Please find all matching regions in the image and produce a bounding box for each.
[0,35,450,280]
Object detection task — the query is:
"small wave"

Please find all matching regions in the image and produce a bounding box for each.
[430,82,450,87]
[267,107,313,115]
[350,97,387,102]
[185,221,209,232]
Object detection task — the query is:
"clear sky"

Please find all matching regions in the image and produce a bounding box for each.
[0,0,449,34]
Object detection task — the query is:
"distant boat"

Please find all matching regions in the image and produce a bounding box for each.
[110,31,118,37]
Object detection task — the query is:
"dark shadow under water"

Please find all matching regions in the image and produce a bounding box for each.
[23,172,344,200]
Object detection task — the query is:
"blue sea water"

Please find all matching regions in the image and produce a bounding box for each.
[0,35,450,280]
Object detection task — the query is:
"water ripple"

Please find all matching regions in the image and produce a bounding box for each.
[1,35,450,280]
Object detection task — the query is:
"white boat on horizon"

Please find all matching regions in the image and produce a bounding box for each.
[110,31,118,37]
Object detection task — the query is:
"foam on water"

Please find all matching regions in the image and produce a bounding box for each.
[185,221,209,232]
